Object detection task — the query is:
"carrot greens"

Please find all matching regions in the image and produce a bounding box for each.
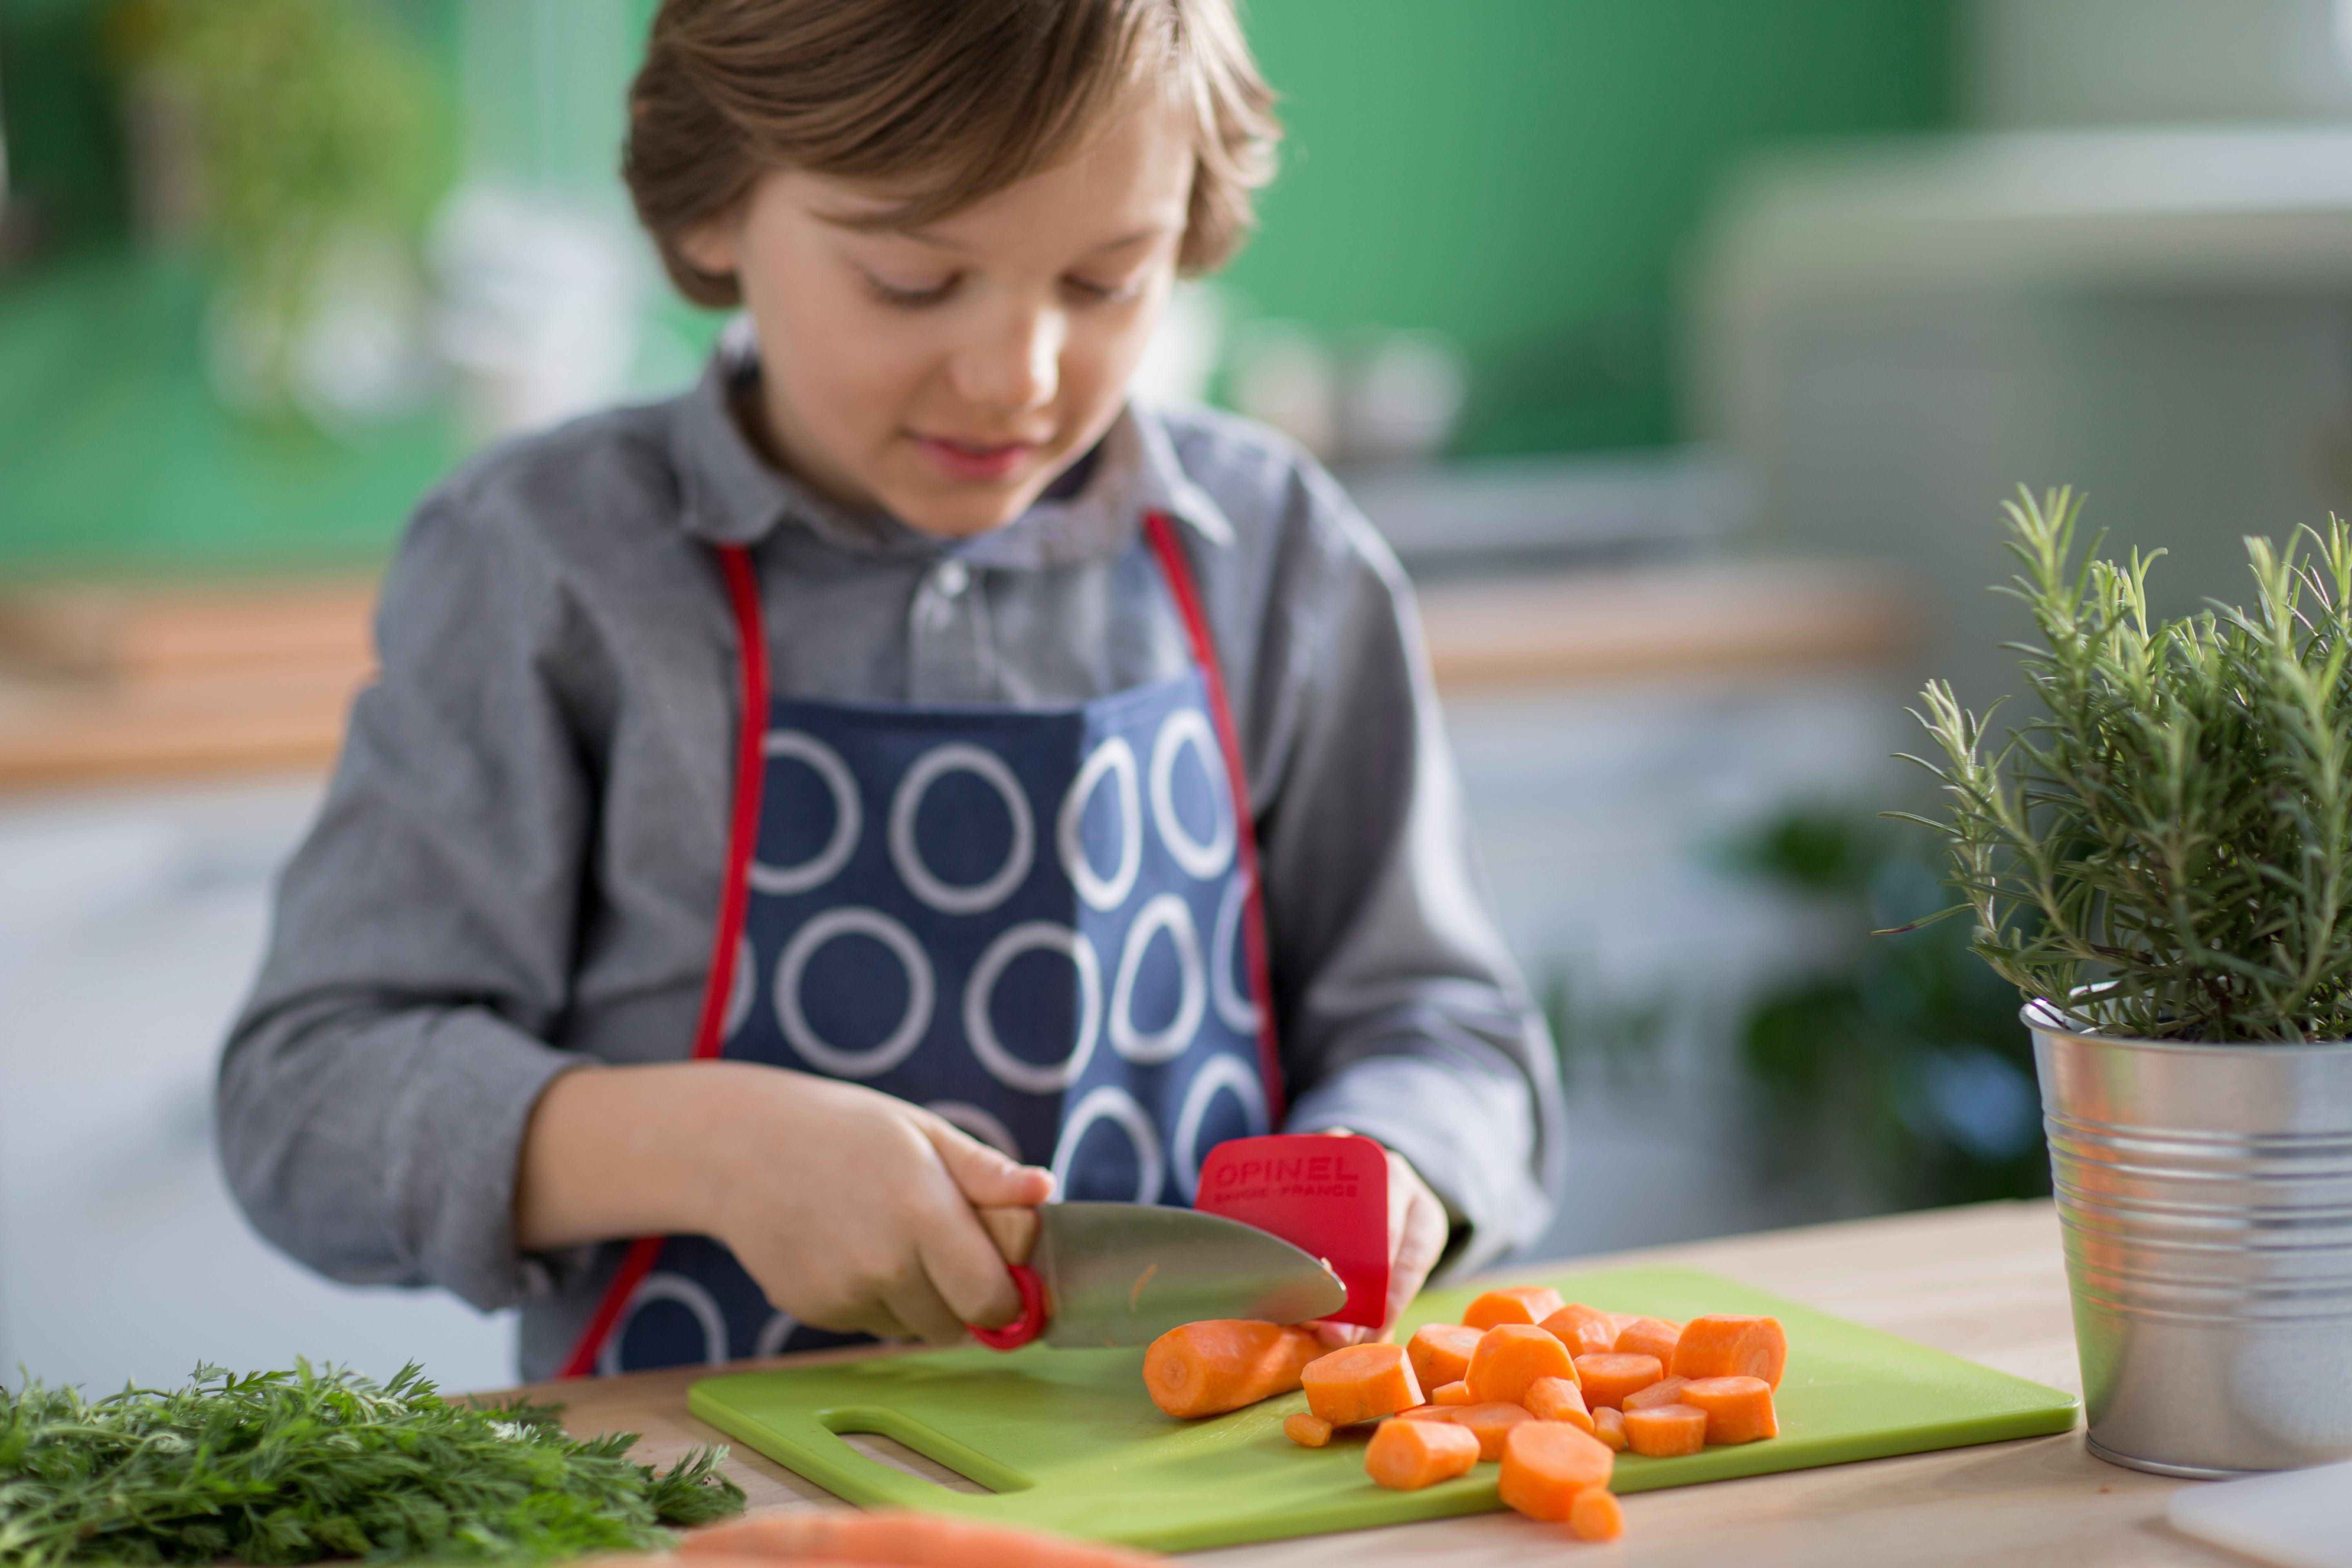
[0,1360,743,1565]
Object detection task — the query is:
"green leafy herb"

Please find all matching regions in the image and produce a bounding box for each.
[1900,486,2352,1042]
[0,1361,744,1565]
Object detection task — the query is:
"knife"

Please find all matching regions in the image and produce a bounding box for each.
[965,1202,1346,1351]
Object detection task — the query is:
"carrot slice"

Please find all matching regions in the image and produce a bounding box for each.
[1407,1323,1483,1391]
[1623,1401,1708,1457]
[1521,1374,1592,1433]
[1284,1412,1334,1448]
[1592,1405,1628,1452]
[1365,1415,1481,1490]
[1444,1400,1534,1461]
[1537,1303,1617,1359]
[1572,1352,1663,1410]
[1465,1323,1577,1407]
[1570,1486,1626,1543]
[1670,1314,1788,1388]
[1613,1316,1682,1365]
[1680,1374,1779,1444]
[683,1511,1163,1565]
[1144,1321,1323,1418]
[1462,1285,1566,1330]
[1302,1341,1423,1426]
[1621,1374,1691,1412]
[1497,1419,1615,1522]
[1432,1379,1474,1406]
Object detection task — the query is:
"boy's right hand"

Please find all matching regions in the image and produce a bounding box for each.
[701,1066,1054,1343]
[514,1060,1053,1346]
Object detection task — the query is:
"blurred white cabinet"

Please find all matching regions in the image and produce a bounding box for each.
[0,779,515,1394]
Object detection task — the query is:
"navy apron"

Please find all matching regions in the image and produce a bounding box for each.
[560,512,1284,1375]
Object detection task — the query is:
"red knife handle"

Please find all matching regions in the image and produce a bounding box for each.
[969,1263,1047,1351]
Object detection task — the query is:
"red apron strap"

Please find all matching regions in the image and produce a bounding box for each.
[556,542,770,1379]
[1141,510,1287,1126]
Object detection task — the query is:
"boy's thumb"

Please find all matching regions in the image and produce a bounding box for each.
[922,1116,1056,1208]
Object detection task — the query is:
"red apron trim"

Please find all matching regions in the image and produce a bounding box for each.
[1141,510,1287,1126]
[561,518,1283,1377]
[555,544,770,1380]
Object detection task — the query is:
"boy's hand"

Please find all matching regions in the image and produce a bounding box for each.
[700,1067,1054,1343]
[1309,1131,1449,1348]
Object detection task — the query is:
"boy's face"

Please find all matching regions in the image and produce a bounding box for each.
[684,96,1195,538]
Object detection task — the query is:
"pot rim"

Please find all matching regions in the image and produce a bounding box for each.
[2022,996,2352,1052]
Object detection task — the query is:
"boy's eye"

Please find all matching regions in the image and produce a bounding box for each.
[1065,274,1142,305]
[862,268,959,307]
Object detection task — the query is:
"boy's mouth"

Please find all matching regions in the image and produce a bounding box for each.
[911,432,1040,482]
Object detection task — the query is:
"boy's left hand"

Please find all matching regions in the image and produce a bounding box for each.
[1310,1133,1449,1348]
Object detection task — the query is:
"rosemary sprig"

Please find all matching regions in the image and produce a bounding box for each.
[0,1361,743,1565]
[1898,486,2352,1042]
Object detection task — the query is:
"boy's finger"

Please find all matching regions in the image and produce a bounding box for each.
[880,1268,972,1345]
[918,1115,1055,1207]
[916,1203,1026,1329]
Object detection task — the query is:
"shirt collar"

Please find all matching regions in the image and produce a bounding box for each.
[672,325,1233,566]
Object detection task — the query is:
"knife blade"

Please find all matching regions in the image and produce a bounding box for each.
[970,1202,1347,1350]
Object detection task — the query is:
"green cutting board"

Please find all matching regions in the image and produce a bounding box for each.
[687,1264,2078,1553]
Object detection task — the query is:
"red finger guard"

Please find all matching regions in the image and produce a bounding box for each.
[968,1263,1048,1350]
[1195,1134,1390,1328]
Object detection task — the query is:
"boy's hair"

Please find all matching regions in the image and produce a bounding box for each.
[625,0,1281,307]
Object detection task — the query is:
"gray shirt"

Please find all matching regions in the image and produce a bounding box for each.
[218,343,1566,1381]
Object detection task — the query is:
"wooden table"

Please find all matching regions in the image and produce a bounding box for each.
[504,1200,2240,1567]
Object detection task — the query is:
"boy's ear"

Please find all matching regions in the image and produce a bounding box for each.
[677,215,741,280]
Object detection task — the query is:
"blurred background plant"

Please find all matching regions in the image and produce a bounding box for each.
[109,0,448,423]
[1726,804,2049,1213]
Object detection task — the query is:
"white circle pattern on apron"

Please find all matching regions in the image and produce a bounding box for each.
[753,1310,801,1359]
[1109,891,1206,1063]
[773,906,935,1077]
[1051,1083,1166,1204]
[962,921,1102,1094]
[1172,1052,1272,1201]
[599,1271,729,1376]
[1209,869,1261,1035]
[1058,736,1142,911]
[926,1099,1023,1160]
[1150,708,1235,881]
[890,742,1034,915]
[748,731,862,895]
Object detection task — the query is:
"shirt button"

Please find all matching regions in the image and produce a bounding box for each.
[934,560,971,598]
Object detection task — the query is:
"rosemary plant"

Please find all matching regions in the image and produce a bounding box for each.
[0,1361,743,1565]
[1901,487,2352,1042]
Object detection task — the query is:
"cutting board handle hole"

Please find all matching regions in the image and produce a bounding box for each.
[821,1407,1034,1495]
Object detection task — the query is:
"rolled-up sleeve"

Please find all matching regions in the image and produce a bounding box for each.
[1252,465,1566,1273]
[217,494,601,1311]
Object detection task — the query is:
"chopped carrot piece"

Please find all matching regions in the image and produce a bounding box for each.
[1623,1401,1708,1457]
[1466,1323,1577,1407]
[1432,1379,1474,1406]
[1407,1323,1483,1391]
[683,1511,1162,1565]
[1463,1285,1566,1330]
[1302,1341,1423,1426]
[1621,1374,1691,1412]
[1521,1374,1592,1433]
[1570,1486,1626,1543]
[1572,1352,1664,1410]
[1365,1415,1480,1490]
[1592,1405,1628,1452]
[1614,1316,1682,1365]
[1443,1400,1534,1461]
[1537,1303,1617,1359]
[1284,1412,1334,1448]
[1497,1420,1615,1522]
[1391,1404,1440,1421]
[1608,1312,1644,1337]
[1680,1375,1779,1444]
[1670,1314,1788,1389]
[1144,1321,1323,1418]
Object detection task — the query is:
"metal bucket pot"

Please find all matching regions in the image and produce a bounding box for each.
[2029,1001,2352,1477]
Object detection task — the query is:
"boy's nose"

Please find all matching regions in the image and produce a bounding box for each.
[951,305,1062,416]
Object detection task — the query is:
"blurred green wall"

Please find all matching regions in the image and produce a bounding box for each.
[1224,0,1959,454]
